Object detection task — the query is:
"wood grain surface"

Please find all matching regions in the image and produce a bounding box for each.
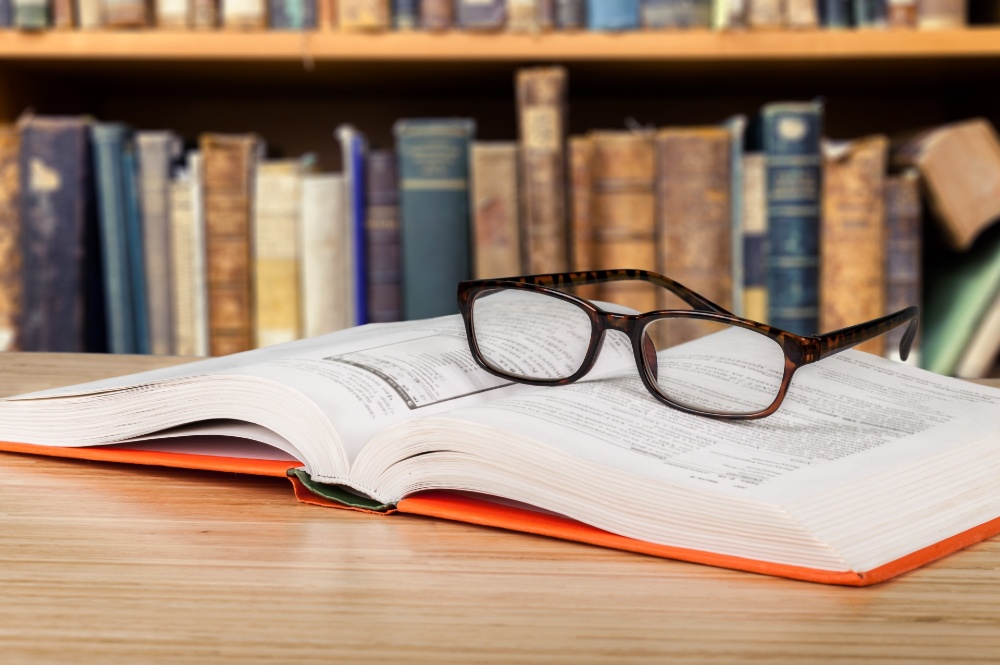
[0,352,998,664]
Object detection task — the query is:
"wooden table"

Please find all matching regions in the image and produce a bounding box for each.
[1,353,998,664]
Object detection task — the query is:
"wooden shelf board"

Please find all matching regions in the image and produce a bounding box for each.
[2,28,1000,62]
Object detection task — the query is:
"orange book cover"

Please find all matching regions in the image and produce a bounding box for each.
[3,439,1000,587]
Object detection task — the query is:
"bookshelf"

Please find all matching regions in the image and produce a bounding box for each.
[0,29,998,372]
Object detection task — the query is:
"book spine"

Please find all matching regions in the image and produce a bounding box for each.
[591,130,657,314]
[188,153,208,356]
[746,0,782,27]
[14,0,49,28]
[742,153,767,324]
[254,160,305,347]
[200,133,258,356]
[0,127,21,352]
[784,0,818,26]
[222,0,267,27]
[886,0,915,25]
[517,67,569,274]
[568,136,596,299]
[90,123,136,355]
[586,0,638,29]
[555,0,585,27]
[336,125,368,326]
[853,0,887,26]
[0,0,12,26]
[655,127,733,345]
[77,0,101,26]
[366,150,402,323]
[819,0,851,26]
[100,0,148,26]
[122,141,150,354]
[157,0,192,26]
[457,0,505,29]
[420,0,452,28]
[884,171,921,362]
[727,115,747,316]
[764,101,823,336]
[819,135,888,355]
[642,0,711,27]
[395,118,475,320]
[191,0,218,26]
[170,170,199,356]
[301,174,349,337]
[508,0,539,30]
[538,0,555,27]
[713,0,748,28]
[19,117,101,353]
[340,0,390,28]
[270,0,316,26]
[917,0,965,27]
[470,142,521,280]
[137,131,181,356]
[392,0,418,26]
[52,0,73,27]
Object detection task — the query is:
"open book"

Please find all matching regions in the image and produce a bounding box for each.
[1,312,999,586]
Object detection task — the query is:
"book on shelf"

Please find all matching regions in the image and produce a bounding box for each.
[301,173,351,337]
[517,67,569,275]
[918,0,966,27]
[339,0,390,30]
[470,142,522,280]
[0,126,20,352]
[567,135,595,282]
[642,0,712,28]
[556,0,585,28]
[1,305,999,586]
[923,222,1000,378]
[12,0,47,28]
[747,0,782,28]
[887,0,918,26]
[336,124,369,326]
[420,0,452,29]
[458,0,506,29]
[222,0,267,28]
[270,0,318,28]
[819,135,888,356]
[392,0,418,28]
[819,0,852,27]
[157,0,191,27]
[169,153,210,358]
[892,118,1000,251]
[366,149,402,323]
[395,118,475,320]
[884,170,922,364]
[101,0,148,26]
[586,0,639,29]
[785,0,820,27]
[121,140,151,354]
[763,100,823,337]
[741,152,767,324]
[191,0,219,27]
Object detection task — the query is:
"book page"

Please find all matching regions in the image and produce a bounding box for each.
[439,331,1000,502]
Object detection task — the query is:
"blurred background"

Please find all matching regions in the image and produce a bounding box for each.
[0,0,998,378]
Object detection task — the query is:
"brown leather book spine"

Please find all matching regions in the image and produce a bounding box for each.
[366,149,402,323]
[339,0,389,29]
[420,0,452,29]
[318,0,337,27]
[471,142,521,279]
[516,66,569,274]
[590,131,656,313]
[820,135,889,355]
[200,133,258,356]
[101,0,148,25]
[0,127,21,352]
[52,0,75,27]
[887,0,917,27]
[884,170,922,359]
[568,135,598,300]
[655,127,732,346]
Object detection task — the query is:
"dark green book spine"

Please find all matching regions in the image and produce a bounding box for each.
[763,101,823,336]
[395,118,475,321]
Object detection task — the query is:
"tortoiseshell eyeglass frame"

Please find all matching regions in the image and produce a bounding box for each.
[457,269,920,421]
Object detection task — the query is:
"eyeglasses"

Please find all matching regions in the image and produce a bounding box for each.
[457,269,919,420]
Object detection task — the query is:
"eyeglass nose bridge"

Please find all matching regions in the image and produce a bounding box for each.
[598,311,640,334]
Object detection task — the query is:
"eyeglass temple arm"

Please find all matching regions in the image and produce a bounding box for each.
[526,270,733,315]
[813,306,920,362]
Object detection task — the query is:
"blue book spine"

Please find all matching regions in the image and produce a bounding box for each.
[122,143,150,354]
[395,118,475,321]
[853,0,886,25]
[586,0,639,29]
[820,0,852,26]
[350,135,369,326]
[19,117,103,352]
[0,0,12,26]
[269,0,317,28]
[393,0,419,27]
[763,101,823,336]
[90,123,135,355]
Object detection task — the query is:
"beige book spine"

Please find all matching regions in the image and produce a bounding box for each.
[301,174,349,337]
[747,0,783,27]
[191,0,219,27]
[742,153,767,324]
[77,0,102,27]
[918,0,966,27]
[568,135,600,301]
[222,0,267,28]
[590,130,657,313]
[517,66,569,274]
[201,133,258,356]
[170,173,199,357]
[471,142,522,279]
[100,0,148,25]
[253,160,306,348]
[339,0,389,28]
[820,135,889,355]
[784,0,817,27]
[157,0,192,27]
[0,127,21,352]
[655,127,733,346]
